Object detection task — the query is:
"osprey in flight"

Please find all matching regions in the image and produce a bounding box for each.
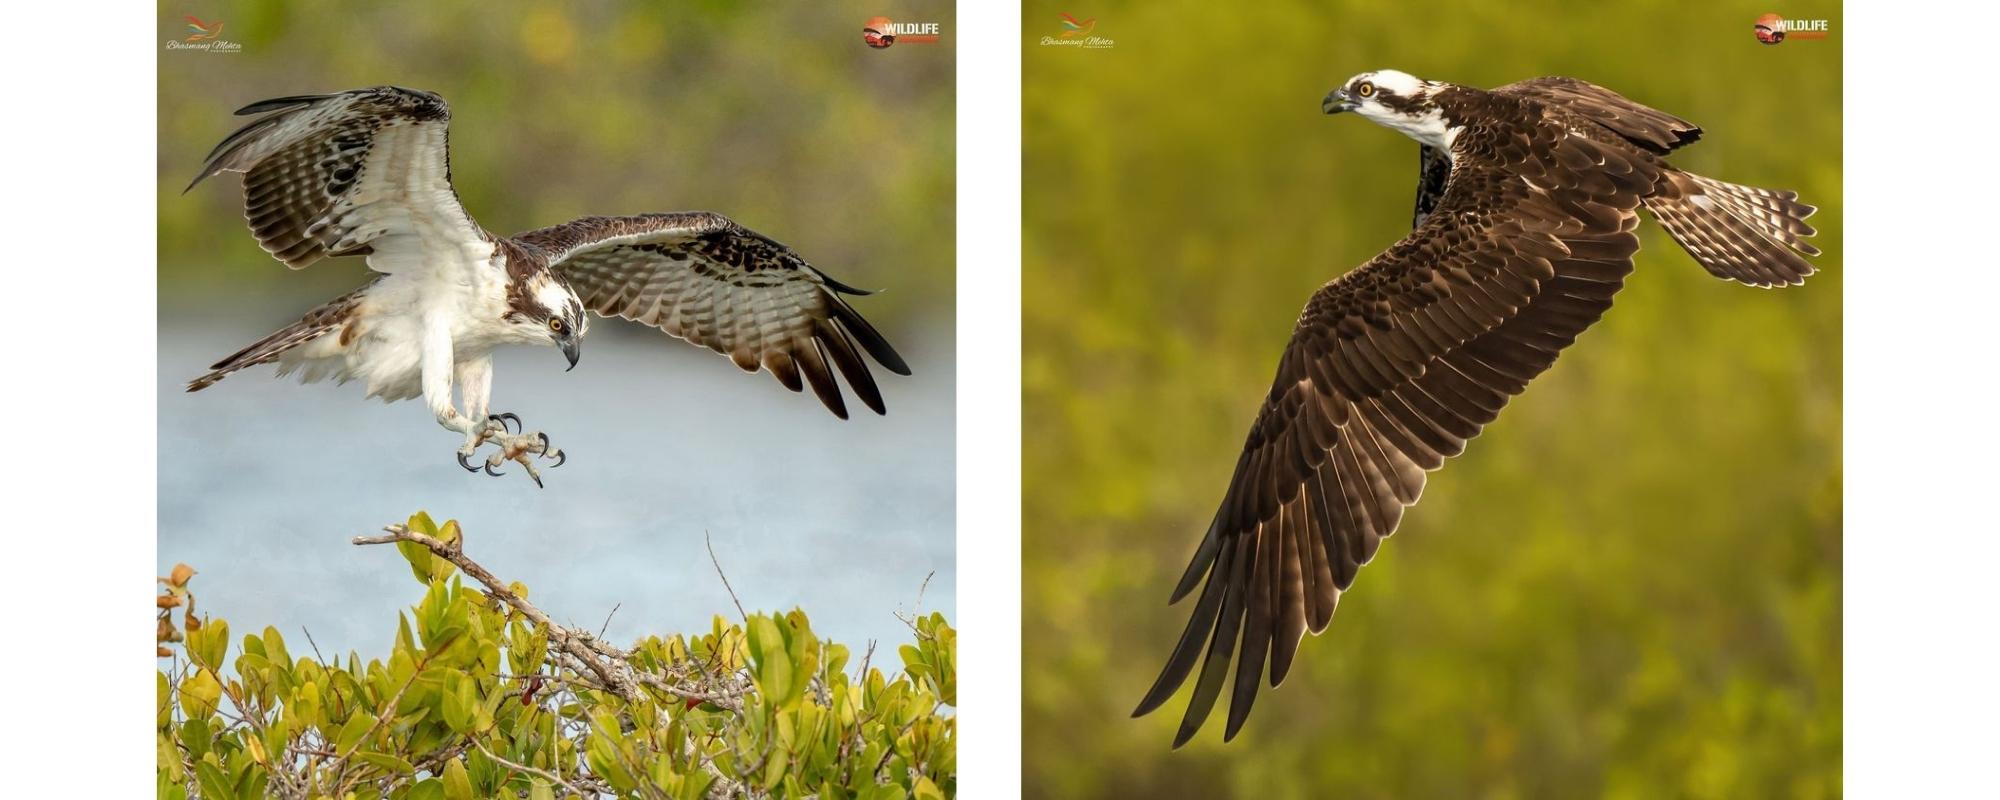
[184,87,910,486]
[1132,71,1820,746]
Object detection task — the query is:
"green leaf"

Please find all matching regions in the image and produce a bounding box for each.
[232,760,267,800]
[156,671,173,729]
[442,673,475,733]
[405,778,445,800]
[761,746,790,790]
[261,626,292,668]
[395,540,435,585]
[334,711,377,756]
[528,780,556,800]
[293,679,321,728]
[194,762,234,800]
[442,757,474,800]
[408,510,439,536]
[748,615,796,708]
[356,751,415,776]
[860,784,908,800]
[180,668,222,719]
[679,769,717,800]
[187,618,231,671]
[586,731,637,793]
[179,717,212,760]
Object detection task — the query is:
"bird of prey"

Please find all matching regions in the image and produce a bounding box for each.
[1132,70,1820,746]
[184,87,910,486]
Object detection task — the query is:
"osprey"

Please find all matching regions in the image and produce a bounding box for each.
[1132,70,1820,746]
[184,87,910,486]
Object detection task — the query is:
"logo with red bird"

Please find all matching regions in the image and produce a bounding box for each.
[1040,13,1114,49]
[167,15,240,52]
[183,16,223,42]
[1754,12,1832,45]
[863,16,942,49]
[1058,13,1095,38]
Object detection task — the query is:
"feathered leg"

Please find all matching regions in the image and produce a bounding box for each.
[442,350,566,487]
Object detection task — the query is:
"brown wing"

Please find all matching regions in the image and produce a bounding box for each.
[1133,104,1669,747]
[1496,78,1819,286]
[514,213,910,419]
[187,86,487,276]
[1495,77,1702,154]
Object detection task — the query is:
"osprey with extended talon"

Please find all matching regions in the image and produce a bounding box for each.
[1132,70,1820,746]
[184,87,911,486]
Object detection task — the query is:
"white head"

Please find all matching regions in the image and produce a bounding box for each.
[1322,69,1456,148]
[507,271,590,370]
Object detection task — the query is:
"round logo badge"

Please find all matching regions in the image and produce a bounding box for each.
[864,16,896,49]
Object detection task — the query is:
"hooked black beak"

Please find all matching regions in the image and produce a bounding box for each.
[560,336,580,371]
[1323,88,1356,114]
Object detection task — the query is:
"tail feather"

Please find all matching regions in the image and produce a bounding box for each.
[1644,171,1819,288]
[185,320,332,392]
[185,284,369,392]
[1685,174,1821,255]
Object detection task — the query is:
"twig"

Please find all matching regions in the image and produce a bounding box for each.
[705,531,749,623]
[356,525,641,700]
[299,625,356,719]
[473,739,610,797]
[300,625,327,665]
[893,570,938,635]
[598,602,622,640]
[325,646,440,793]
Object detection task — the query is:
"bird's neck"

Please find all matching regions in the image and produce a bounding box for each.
[1374,109,1459,151]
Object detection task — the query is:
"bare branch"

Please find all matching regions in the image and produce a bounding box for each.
[894,570,939,635]
[356,525,641,700]
[705,531,749,623]
[597,602,622,640]
[473,739,612,797]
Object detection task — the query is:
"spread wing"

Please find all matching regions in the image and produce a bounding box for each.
[1134,108,1670,747]
[514,213,911,419]
[187,86,488,275]
[1495,77,1702,154]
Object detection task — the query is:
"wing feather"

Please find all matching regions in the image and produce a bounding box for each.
[515,213,909,418]
[189,87,486,274]
[1137,95,1666,745]
[1495,76,1703,154]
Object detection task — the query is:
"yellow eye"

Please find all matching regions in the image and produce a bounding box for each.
[1356,82,1375,98]
[549,318,565,332]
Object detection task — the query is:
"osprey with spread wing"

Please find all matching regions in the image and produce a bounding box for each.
[184,87,910,486]
[1132,70,1820,746]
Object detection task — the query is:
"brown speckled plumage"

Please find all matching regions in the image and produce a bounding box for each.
[186,280,375,391]
[184,88,909,423]
[1136,75,1822,747]
[514,213,911,418]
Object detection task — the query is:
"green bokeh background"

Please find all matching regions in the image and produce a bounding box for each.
[1023,2,1840,797]
[158,0,955,328]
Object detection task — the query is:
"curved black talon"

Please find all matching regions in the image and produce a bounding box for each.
[457,452,479,472]
[527,471,544,489]
[545,449,567,468]
[484,461,505,477]
[534,432,552,455]
[490,412,522,434]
